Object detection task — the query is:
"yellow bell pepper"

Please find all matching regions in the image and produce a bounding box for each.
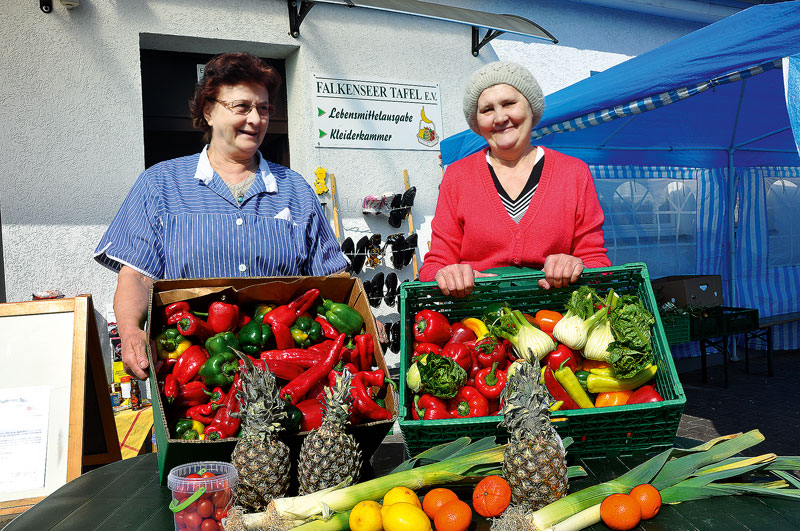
[461,318,489,340]
[190,420,206,440]
[155,329,192,360]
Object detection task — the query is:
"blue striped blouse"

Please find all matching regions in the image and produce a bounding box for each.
[94,147,347,279]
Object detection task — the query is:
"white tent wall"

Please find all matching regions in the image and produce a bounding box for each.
[0,0,702,368]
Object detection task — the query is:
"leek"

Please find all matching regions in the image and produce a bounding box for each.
[491,308,555,361]
[491,430,800,531]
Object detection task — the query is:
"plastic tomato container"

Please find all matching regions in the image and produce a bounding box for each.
[168,461,238,531]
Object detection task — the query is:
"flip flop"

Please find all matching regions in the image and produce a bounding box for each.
[340,237,355,272]
[388,186,417,228]
[384,272,399,307]
[352,235,369,275]
[368,272,384,308]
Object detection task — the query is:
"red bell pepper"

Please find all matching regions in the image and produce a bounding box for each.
[315,316,339,340]
[260,349,325,368]
[281,333,345,404]
[413,394,451,420]
[546,344,581,373]
[172,346,210,385]
[186,403,216,424]
[543,366,579,410]
[155,358,177,379]
[296,398,324,431]
[207,299,240,334]
[204,384,241,440]
[176,313,214,341]
[354,334,374,371]
[474,362,507,400]
[263,288,320,329]
[355,369,395,392]
[447,386,489,418]
[627,385,664,404]
[163,373,178,404]
[413,342,442,356]
[173,380,210,407]
[413,309,452,346]
[473,337,506,368]
[163,301,190,322]
[441,343,472,371]
[445,323,477,346]
[238,313,251,328]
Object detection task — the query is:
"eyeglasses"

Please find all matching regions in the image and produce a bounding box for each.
[213,99,274,117]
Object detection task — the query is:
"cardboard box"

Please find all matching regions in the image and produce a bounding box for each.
[146,275,396,485]
[651,275,723,308]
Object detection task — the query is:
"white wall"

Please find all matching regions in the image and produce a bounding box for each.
[0,0,701,367]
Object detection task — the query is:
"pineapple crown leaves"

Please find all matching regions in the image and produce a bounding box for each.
[320,371,354,429]
[231,349,287,438]
[499,355,552,434]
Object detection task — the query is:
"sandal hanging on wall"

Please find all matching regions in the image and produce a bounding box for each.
[351,235,369,275]
[368,272,384,308]
[388,186,416,228]
[384,272,399,307]
[341,237,355,273]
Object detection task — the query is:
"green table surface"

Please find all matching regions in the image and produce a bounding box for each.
[6,444,800,531]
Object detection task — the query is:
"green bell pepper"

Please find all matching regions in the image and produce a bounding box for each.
[280,402,303,433]
[174,418,195,438]
[198,350,237,387]
[253,303,274,323]
[321,299,364,337]
[204,332,240,356]
[237,319,274,355]
[290,316,323,348]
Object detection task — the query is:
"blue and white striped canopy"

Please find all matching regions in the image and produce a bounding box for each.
[441,2,800,168]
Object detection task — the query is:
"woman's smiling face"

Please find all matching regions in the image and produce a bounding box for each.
[475,84,534,160]
[205,82,270,158]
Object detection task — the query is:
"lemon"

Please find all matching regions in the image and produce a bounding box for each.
[382,486,422,509]
[381,501,432,531]
[349,500,383,531]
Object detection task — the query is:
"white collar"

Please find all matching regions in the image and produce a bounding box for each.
[195,145,277,193]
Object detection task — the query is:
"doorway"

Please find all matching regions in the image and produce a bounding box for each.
[140,49,289,169]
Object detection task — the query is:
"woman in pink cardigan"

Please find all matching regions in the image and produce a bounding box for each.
[420,62,610,297]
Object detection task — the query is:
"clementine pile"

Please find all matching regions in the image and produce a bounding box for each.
[433,499,472,531]
[629,483,662,519]
[422,488,459,519]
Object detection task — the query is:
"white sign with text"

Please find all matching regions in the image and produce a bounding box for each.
[313,75,442,151]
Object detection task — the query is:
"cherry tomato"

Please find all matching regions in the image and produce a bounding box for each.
[214,507,228,521]
[197,499,214,518]
[173,491,190,503]
[186,473,202,479]
[201,519,220,531]
[184,512,203,528]
[201,471,216,478]
[535,310,563,334]
[174,512,186,527]
[212,489,231,508]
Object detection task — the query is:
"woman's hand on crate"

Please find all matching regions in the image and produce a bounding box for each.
[539,254,584,290]
[433,264,496,298]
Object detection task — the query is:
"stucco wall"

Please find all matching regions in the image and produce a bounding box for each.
[0,0,701,369]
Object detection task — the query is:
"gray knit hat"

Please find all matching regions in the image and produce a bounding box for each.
[463,61,544,134]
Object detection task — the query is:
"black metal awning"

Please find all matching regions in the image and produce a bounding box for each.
[286,0,557,56]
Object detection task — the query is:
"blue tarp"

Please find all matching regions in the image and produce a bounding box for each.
[441,2,800,167]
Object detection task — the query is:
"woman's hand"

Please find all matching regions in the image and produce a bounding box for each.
[120,328,151,380]
[434,264,496,298]
[539,254,584,290]
[115,266,155,379]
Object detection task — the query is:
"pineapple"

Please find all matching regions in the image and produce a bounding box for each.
[230,354,290,512]
[499,357,568,510]
[297,371,362,494]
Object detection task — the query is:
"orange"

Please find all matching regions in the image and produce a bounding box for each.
[422,488,459,519]
[433,499,472,531]
[472,476,511,517]
[600,493,641,531]
[629,483,662,520]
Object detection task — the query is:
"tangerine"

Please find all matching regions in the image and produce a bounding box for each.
[422,488,459,519]
[600,493,641,531]
[433,499,472,531]
[472,476,512,517]
[629,483,662,520]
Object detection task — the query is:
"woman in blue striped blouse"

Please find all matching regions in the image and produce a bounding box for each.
[95,53,347,379]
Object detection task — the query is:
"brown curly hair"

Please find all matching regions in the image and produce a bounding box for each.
[189,52,282,143]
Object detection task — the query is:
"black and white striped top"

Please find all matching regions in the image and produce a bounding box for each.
[487,149,545,223]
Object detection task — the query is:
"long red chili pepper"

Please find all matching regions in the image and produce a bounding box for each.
[173,380,210,407]
[163,301,190,322]
[186,403,216,424]
[543,366,579,410]
[315,315,339,340]
[263,288,320,328]
[205,379,241,440]
[271,322,294,350]
[203,386,226,409]
[350,376,392,421]
[281,333,345,404]
[354,334,374,371]
[163,373,178,404]
[260,349,325,368]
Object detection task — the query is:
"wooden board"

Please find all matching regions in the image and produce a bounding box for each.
[0,296,120,516]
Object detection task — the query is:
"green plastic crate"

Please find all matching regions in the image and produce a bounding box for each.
[398,262,686,459]
[689,308,724,340]
[660,313,691,344]
[721,307,759,335]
